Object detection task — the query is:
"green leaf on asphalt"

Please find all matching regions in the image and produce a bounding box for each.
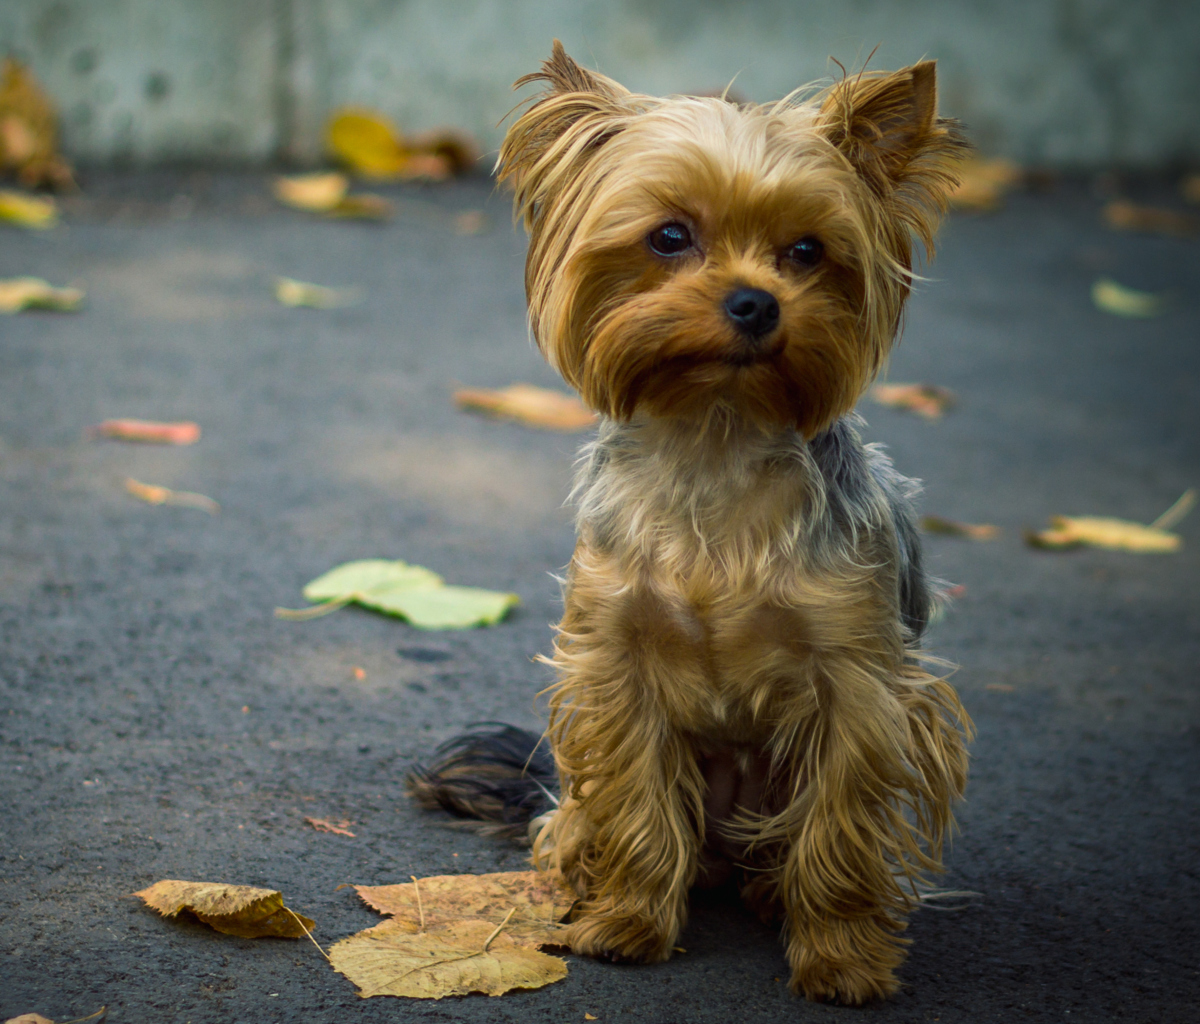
[1091,278,1163,318]
[277,558,518,629]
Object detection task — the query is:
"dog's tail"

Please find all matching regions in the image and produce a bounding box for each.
[405,723,559,842]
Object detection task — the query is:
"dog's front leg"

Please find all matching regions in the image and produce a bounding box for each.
[537,563,706,963]
[776,658,968,1005]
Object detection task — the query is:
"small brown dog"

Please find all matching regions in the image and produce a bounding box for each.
[413,42,972,1005]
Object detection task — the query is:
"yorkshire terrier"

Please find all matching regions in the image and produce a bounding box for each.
[410,42,972,1005]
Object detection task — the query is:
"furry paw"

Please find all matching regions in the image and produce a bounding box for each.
[788,945,901,1005]
[566,912,677,964]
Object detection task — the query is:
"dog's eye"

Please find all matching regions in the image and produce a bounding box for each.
[786,236,824,268]
[648,223,693,257]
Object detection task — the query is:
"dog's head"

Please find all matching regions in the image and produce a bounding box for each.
[499,42,967,437]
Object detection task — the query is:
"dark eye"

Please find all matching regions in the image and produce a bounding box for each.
[648,222,693,257]
[786,236,824,268]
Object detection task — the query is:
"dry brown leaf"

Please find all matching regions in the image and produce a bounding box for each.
[330,916,568,999]
[454,384,597,431]
[356,870,576,950]
[949,158,1023,212]
[0,59,74,190]
[124,478,220,514]
[275,276,363,309]
[921,515,1001,540]
[88,419,201,444]
[0,276,81,311]
[1103,199,1198,237]
[5,1016,56,1024]
[134,880,315,938]
[306,816,357,838]
[0,190,58,229]
[870,383,956,419]
[454,210,487,235]
[328,193,393,220]
[585,1015,598,1021]
[1182,174,1200,205]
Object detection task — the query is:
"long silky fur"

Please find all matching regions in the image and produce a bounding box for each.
[416,42,975,1006]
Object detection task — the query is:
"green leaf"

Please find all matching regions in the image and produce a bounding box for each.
[284,559,518,629]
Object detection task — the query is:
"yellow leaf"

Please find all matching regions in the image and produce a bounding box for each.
[0,276,81,312]
[585,1015,599,1021]
[356,870,576,950]
[1091,278,1162,318]
[327,109,411,180]
[328,193,393,220]
[5,1016,56,1024]
[89,419,201,444]
[454,383,598,431]
[274,276,363,309]
[0,189,57,229]
[0,58,74,190]
[125,478,219,514]
[273,172,349,212]
[948,158,1023,212]
[1026,517,1180,553]
[920,516,1000,540]
[870,383,956,419]
[133,880,314,938]
[330,917,568,999]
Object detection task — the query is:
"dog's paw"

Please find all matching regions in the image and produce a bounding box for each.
[788,951,900,1005]
[566,913,676,964]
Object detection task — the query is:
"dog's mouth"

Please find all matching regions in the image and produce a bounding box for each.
[723,334,786,368]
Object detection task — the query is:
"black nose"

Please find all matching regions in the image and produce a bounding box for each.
[723,287,780,338]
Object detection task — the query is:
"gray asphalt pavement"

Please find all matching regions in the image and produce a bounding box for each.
[0,171,1197,1024]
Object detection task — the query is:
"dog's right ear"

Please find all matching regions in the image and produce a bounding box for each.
[498,41,631,228]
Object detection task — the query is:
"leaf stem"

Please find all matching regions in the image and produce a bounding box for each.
[284,906,331,963]
[59,1009,106,1024]
[274,595,354,620]
[1151,487,1196,531]
[482,907,517,952]
[411,875,425,933]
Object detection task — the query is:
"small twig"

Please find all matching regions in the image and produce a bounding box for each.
[1151,488,1196,531]
[411,875,426,933]
[274,595,353,620]
[482,907,517,952]
[283,906,332,963]
[59,1009,106,1024]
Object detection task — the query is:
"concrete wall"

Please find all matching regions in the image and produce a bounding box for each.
[2,0,1197,169]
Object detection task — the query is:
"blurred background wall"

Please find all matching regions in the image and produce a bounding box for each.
[1,0,1197,170]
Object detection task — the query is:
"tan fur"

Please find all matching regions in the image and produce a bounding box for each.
[500,42,972,1004]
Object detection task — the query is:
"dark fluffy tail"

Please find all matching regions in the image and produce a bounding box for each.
[405,723,558,842]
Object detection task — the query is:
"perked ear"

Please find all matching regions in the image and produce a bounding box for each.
[820,61,968,249]
[498,41,631,227]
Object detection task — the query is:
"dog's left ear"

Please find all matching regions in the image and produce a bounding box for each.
[820,62,967,247]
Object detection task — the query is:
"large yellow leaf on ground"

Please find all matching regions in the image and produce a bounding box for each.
[134,880,314,938]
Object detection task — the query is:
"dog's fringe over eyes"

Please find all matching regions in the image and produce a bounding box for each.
[408,41,972,1006]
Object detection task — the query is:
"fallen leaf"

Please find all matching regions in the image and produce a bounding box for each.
[4,1016,56,1024]
[1025,515,1181,553]
[306,816,357,838]
[948,158,1023,212]
[1182,174,1200,205]
[124,478,220,514]
[134,880,315,938]
[454,210,487,235]
[0,276,81,311]
[870,383,956,419]
[586,1015,599,1020]
[276,558,519,629]
[921,516,1001,540]
[330,916,567,999]
[0,190,58,229]
[1091,278,1163,318]
[273,172,349,211]
[355,870,576,950]
[1103,199,1197,237]
[88,419,201,444]
[326,109,479,182]
[274,276,364,309]
[272,173,392,220]
[0,59,74,190]
[454,383,597,431]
